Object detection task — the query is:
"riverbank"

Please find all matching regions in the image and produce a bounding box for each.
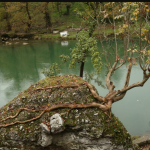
[0,25,114,42]
[1,26,139,42]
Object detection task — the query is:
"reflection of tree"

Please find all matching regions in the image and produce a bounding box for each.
[0,44,43,104]
[28,45,39,81]
[10,45,21,90]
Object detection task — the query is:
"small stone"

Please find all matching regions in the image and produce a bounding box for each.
[85,119,88,123]
[73,93,76,96]
[39,123,52,147]
[50,113,64,133]
[40,132,52,147]
[40,123,50,134]
[20,126,23,131]
[94,113,98,116]
[22,42,28,45]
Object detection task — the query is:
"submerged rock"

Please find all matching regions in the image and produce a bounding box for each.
[0,75,136,150]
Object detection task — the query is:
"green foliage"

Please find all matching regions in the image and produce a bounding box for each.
[5,2,33,32]
[41,63,60,77]
[91,52,102,73]
[0,3,5,20]
[60,54,70,63]
[69,30,102,74]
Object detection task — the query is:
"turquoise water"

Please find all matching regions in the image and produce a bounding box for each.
[0,39,150,136]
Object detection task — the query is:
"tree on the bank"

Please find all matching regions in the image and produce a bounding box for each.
[5,2,33,32]
[37,2,52,33]
[63,2,73,15]
[0,2,11,32]
[69,30,102,77]
[55,2,62,17]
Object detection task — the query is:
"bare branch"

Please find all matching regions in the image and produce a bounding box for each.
[97,2,101,17]
[114,61,126,71]
[113,92,126,102]
[124,60,132,88]
[86,82,104,102]
[82,3,97,22]
[112,4,117,56]
[117,70,150,94]
[97,19,110,69]
[139,57,144,70]
[106,40,113,67]
[106,58,119,92]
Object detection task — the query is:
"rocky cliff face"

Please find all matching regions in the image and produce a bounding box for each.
[0,75,135,150]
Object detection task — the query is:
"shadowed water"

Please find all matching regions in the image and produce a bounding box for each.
[0,40,150,136]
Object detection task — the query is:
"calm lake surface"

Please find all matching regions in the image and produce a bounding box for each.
[0,39,150,136]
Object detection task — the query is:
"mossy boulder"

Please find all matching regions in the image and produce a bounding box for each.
[0,75,137,150]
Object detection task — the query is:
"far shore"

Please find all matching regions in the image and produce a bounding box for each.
[1,27,135,42]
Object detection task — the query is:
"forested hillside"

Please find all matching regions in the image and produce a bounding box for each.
[0,2,83,34]
[0,2,150,40]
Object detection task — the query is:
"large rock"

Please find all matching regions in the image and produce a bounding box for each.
[0,75,135,150]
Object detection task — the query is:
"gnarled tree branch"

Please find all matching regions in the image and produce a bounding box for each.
[86,82,104,102]
[115,70,150,96]
[113,92,126,102]
[0,102,111,128]
[124,59,133,88]
[106,57,119,92]
[114,61,126,71]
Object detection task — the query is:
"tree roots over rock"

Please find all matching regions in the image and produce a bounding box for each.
[0,75,138,149]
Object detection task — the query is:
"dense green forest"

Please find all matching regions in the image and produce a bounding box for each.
[0,2,150,40]
[0,2,84,36]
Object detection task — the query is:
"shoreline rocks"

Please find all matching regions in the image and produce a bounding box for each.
[132,134,150,149]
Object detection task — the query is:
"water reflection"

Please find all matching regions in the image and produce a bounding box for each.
[0,40,150,136]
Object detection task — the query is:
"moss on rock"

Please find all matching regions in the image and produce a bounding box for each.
[0,75,139,149]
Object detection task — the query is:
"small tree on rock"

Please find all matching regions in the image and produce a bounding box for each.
[69,30,102,77]
[42,29,102,79]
